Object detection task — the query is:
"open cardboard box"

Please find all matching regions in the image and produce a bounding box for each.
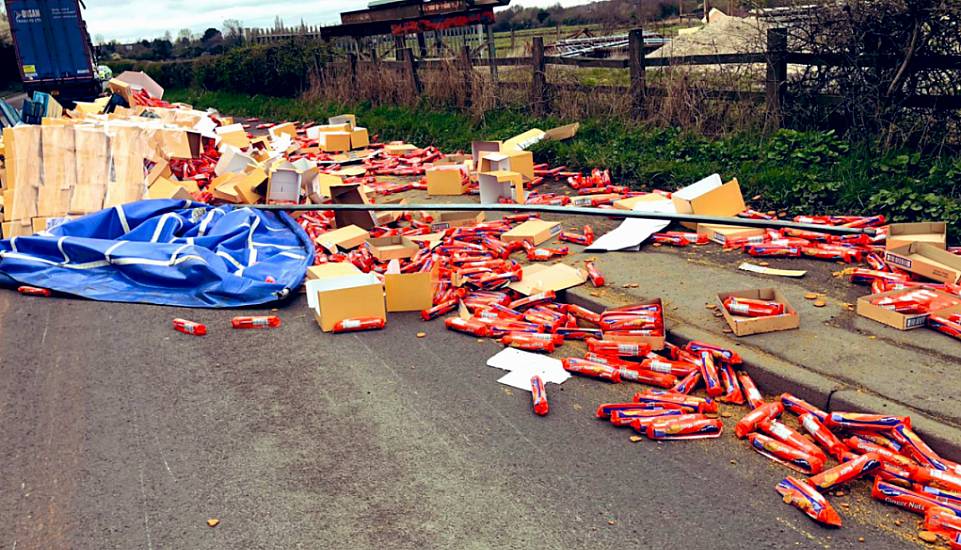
[856,288,961,330]
[885,242,961,284]
[478,150,534,180]
[426,165,466,196]
[215,123,250,149]
[429,211,484,232]
[673,174,746,230]
[365,235,419,261]
[602,298,666,350]
[329,114,357,128]
[147,177,194,201]
[384,259,438,312]
[315,225,370,254]
[501,219,561,246]
[306,263,385,332]
[717,288,800,336]
[478,171,524,204]
[329,183,377,230]
[613,194,669,211]
[886,222,947,250]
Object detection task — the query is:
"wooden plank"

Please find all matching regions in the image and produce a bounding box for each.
[544,56,629,69]
[38,125,76,217]
[645,53,768,67]
[70,127,109,214]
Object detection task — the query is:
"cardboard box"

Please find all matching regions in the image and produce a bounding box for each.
[385,143,418,156]
[426,165,466,196]
[307,261,363,280]
[349,128,369,150]
[478,170,524,204]
[717,288,800,336]
[429,211,484,232]
[148,177,193,201]
[2,219,32,238]
[215,123,250,149]
[306,263,385,332]
[885,242,961,284]
[365,235,419,261]
[501,219,561,246]
[672,174,746,230]
[856,288,961,330]
[372,197,407,226]
[601,298,666,350]
[508,263,587,296]
[268,122,297,140]
[315,225,370,254]
[471,141,501,168]
[214,147,256,176]
[613,194,668,211]
[697,223,766,246]
[329,183,376,231]
[329,114,357,128]
[232,168,267,204]
[31,215,72,233]
[501,123,580,151]
[887,222,947,250]
[384,259,437,312]
[318,132,352,153]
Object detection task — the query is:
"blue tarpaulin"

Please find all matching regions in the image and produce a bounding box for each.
[0,199,314,307]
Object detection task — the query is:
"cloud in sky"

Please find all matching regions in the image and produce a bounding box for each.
[84,0,594,42]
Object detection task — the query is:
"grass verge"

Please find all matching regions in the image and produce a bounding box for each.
[168,88,961,242]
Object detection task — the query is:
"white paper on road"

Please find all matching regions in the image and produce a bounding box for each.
[738,262,807,278]
[486,348,570,391]
[585,198,674,252]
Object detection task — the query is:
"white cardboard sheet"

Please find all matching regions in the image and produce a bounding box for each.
[585,198,674,252]
[486,348,571,391]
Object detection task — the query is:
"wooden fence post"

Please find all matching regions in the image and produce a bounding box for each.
[347,52,358,89]
[531,36,547,116]
[628,28,646,118]
[460,45,473,108]
[485,24,499,82]
[765,28,788,129]
[403,47,421,96]
[394,35,405,61]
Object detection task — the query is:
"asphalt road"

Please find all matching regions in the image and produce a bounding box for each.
[0,289,926,550]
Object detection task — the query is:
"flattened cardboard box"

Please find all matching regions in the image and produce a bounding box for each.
[717,288,800,336]
[501,219,561,246]
[886,222,947,250]
[613,194,668,211]
[148,177,193,201]
[508,263,586,296]
[885,242,961,284]
[856,288,961,330]
[697,223,765,246]
[315,225,370,254]
[306,263,385,332]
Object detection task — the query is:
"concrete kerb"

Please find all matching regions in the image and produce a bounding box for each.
[566,287,961,461]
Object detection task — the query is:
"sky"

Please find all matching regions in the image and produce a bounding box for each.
[84,0,594,43]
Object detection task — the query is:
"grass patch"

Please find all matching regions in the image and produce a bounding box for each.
[168,88,961,242]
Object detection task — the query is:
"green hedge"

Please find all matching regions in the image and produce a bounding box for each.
[108,40,327,97]
[166,89,961,243]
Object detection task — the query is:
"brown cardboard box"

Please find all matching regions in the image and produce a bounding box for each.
[372,197,407,226]
[329,114,357,128]
[384,259,437,312]
[268,122,297,140]
[267,161,314,204]
[148,177,193,201]
[349,128,369,150]
[365,235,419,261]
[318,132,352,153]
[478,171,524,204]
[885,242,961,284]
[31,215,72,233]
[329,183,376,231]
[429,211,484,232]
[697,223,766,246]
[426,166,466,196]
[856,288,961,330]
[215,123,250,149]
[306,263,386,332]
[232,168,267,204]
[886,222,947,250]
[2,219,32,238]
[315,225,370,254]
[501,123,580,151]
[471,141,501,168]
[672,174,746,230]
[307,261,363,280]
[602,298,666,350]
[508,263,587,296]
[717,288,800,336]
[501,219,561,245]
[385,143,418,156]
